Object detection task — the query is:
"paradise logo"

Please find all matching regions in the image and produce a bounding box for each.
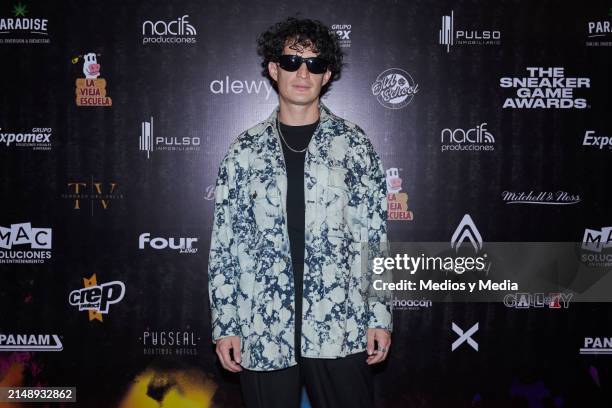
[0,2,50,44]
[69,274,125,322]
[72,52,112,107]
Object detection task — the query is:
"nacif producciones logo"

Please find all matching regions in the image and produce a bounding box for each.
[72,52,112,107]
[142,15,197,45]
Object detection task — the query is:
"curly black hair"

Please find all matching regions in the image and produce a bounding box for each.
[256,16,345,96]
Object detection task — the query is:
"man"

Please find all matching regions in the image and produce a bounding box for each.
[208,17,392,408]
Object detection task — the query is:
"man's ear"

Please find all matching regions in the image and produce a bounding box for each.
[268,61,278,82]
[322,69,332,87]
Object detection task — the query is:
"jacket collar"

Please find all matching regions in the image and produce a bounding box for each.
[263,101,335,130]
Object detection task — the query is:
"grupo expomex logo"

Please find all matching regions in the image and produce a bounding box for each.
[371,68,418,109]
[500,67,591,109]
[142,15,197,44]
[0,222,52,264]
[0,127,52,151]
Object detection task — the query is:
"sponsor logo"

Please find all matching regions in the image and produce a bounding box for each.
[451,214,482,253]
[72,52,112,107]
[371,68,418,109]
[438,10,501,53]
[581,226,612,268]
[0,2,49,44]
[586,8,612,47]
[500,67,590,109]
[580,337,612,355]
[139,329,201,356]
[0,334,63,351]
[142,15,197,45]
[140,117,200,158]
[440,122,495,152]
[204,184,215,201]
[503,293,573,309]
[392,297,431,310]
[386,168,413,221]
[69,274,125,322]
[583,130,612,150]
[0,222,51,264]
[331,24,351,48]
[209,76,274,99]
[452,322,479,351]
[501,191,581,205]
[138,233,198,254]
[0,127,52,151]
[61,180,123,213]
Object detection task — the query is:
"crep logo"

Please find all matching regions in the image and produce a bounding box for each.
[68,274,125,322]
[66,182,119,210]
[450,214,483,253]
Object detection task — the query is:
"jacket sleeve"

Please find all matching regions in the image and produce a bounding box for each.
[362,138,393,331]
[208,151,241,343]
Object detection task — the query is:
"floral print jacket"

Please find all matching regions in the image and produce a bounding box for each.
[208,102,392,371]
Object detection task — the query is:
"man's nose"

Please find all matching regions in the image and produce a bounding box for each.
[296,62,310,78]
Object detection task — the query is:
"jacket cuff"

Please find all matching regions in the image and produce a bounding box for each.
[211,305,240,343]
[368,301,393,332]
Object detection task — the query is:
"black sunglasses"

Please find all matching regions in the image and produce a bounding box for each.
[276,54,330,74]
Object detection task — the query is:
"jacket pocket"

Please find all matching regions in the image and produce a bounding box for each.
[325,166,349,237]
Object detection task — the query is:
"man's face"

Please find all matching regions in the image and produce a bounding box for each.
[268,39,332,106]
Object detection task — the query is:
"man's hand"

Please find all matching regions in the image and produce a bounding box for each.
[366,328,391,365]
[216,336,242,372]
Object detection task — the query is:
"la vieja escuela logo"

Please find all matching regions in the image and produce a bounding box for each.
[72,52,112,107]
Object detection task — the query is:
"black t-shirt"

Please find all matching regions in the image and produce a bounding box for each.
[278,119,319,266]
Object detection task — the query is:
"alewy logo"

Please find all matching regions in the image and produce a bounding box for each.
[501,191,581,205]
[583,130,611,150]
[0,2,49,44]
[503,293,573,309]
[139,233,198,254]
[586,8,612,47]
[142,15,197,44]
[0,222,52,264]
[140,117,200,159]
[451,322,478,351]
[140,330,201,356]
[438,10,501,53]
[386,168,413,221]
[580,337,612,355]
[371,68,418,109]
[0,127,52,151]
[72,52,112,107]
[209,76,274,99]
[440,123,495,152]
[0,334,62,351]
[62,180,123,213]
[451,214,482,253]
[500,67,590,109]
[331,24,351,47]
[69,274,125,322]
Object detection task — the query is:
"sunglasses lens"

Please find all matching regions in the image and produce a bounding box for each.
[307,58,329,74]
[278,55,302,72]
[278,55,329,74]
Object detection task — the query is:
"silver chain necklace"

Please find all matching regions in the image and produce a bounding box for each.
[276,118,309,153]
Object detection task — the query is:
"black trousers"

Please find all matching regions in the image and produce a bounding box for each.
[240,262,374,408]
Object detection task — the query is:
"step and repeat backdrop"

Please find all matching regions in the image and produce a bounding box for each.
[1,0,612,406]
